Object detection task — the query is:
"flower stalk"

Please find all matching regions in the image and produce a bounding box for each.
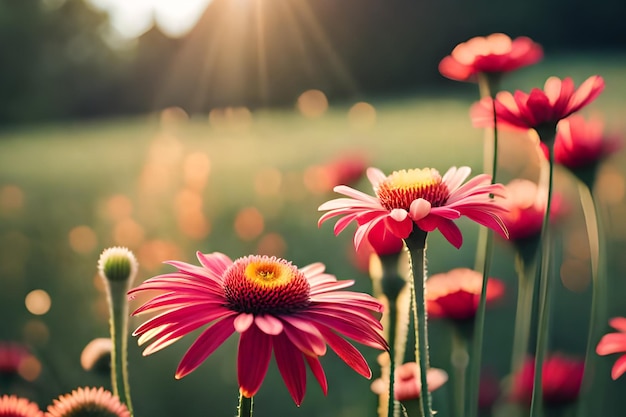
[404,228,432,417]
[238,391,253,417]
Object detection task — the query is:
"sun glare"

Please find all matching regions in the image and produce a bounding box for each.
[88,0,213,38]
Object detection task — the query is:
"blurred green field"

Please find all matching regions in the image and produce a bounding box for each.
[2,53,626,417]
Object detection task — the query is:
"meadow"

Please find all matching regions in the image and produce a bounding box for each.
[1,53,626,416]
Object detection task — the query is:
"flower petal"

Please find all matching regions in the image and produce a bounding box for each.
[234,313,254,333]
[409,199,432,221]
[255,315,284,335]
[238,322,273,398]
[175,315,237,379]
[316,325,372,378]
[274,332,307,405]
[612,354,626,380]
[305,355,328,395]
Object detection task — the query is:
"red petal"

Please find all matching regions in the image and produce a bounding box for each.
[274,332,307,405]
[237,323,272,397]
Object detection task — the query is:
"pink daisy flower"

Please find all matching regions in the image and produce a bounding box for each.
[129,252,388,406]
[318,166,508,250]
[470,75,605,135]
[596,317,626,380]
[439,33,543,83]
[45,387,130,417]
[0,395,44,417]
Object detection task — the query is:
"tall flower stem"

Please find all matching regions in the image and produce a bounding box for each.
[510,254,538,375]
[451,326,470,417]
[468,76,499,417]
[373,253,408,417]
[530,131,557,417]
[106,280,134,415]
[238,391,253,417]
[577,182,608,417]
[404,228,432,417]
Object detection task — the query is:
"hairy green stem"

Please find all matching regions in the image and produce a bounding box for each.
[237,392,253,417]
[451,327,469,417]
[404,229,431,417]
[510,256,538,376]
[106,280,134,415]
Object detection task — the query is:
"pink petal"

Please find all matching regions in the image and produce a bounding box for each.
[255,315,284,335]
[234,313,254,333]
[316,325,372,378]
[436,219,464,249]
[175,315,236,379]
[238,322,273,398]
[366,167,387,186]
[305,355,328,395]
[409,199,432,221]
[567,75,605,115]
[610,317,626,332]
[441,166,472,192]
[384,215,414,239]
[596,333,626,355]
[612,354,626,380]
[195,251,232,280]
[274,332,307,405]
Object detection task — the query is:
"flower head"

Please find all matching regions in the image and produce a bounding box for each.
[129,252,387,406]
[471,76,605,137]
[0,395,44,417]
[426,268,505,321]
[98,247,138,284]
[499,179,565,241]
[511,354,584,406]
[439,33,543,82]
[318,166,508,250]
[549,114,622,171]
[370,358,448,401]
[45,387,129,417]
[596,317,626,380]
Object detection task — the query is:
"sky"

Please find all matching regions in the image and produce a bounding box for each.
[87,0,213,38]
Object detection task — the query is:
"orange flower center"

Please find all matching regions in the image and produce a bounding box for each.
[223,256,311,314]
[374,168,450,211]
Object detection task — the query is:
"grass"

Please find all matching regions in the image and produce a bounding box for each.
[1,53,626,417]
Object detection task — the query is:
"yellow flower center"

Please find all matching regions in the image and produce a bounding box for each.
[375,168,450,211]
[223,256,311,314]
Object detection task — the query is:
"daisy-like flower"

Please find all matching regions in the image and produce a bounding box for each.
[45,387,129,417]
[439,33,543,83]
[129,252,388,406]
[596,317,626,380]
[470,76,605,139]
[318,166,508,250]
[426,268,505,321]
[550,114,622,171]
[499,179,565,242]
[0,395,44,417]
[511,354,584,406]
[370,358,448,401]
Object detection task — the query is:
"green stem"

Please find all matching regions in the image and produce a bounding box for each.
[530,133,556,417]
[381,253,407,417]
[106,280,134,416]
[451,327,469,417]
[468,79,499,417]
[510,256,538,376]
[576,182,608,417]
[237,392,253,417]
[404,229,432,417]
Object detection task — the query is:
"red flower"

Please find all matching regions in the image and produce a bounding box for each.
[370,354,448,401]
[499,179,565,241]
[0,395,43,417]
[471,76,605,134]
[596,317,626,380]
[549,115,622,169]
[130,252,387,405]
[439,33,543,82]
[426,268,505,321]
[511,354,584,406]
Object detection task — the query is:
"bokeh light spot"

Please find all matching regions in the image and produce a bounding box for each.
[234,207,265,241]
[595,166,625,205]
[17,355,41,382]
[105,194,133,222]
[348,102,377,130]
[25,290,51,316]
[183,152,211,190]
[256,233,287,257]
[296,89,328,119]
[113,218,145,248]
[254,168,282,196]
[0,185,24,214]
[560,259,591,292]
[68,225,98,254]
[137,240,183,272]
[22,320,49,347]
[160,106,189,128]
